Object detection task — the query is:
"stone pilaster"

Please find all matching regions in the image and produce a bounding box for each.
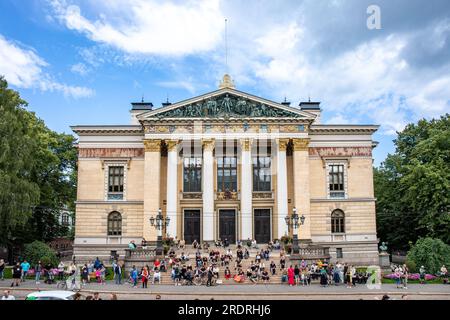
[276,138,290,239]
[239,138,253,240]
[143,139,161,241]
[202,139,215,242]
[292,138,311,240]
[165,140,179,238]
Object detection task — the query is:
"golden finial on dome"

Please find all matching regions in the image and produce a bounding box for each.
[219,73,235,89]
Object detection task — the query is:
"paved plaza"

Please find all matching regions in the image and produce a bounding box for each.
[2,280,449,300]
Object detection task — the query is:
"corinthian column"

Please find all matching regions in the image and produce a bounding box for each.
[240,138,253,240]
[165,140,179,239]
[276,138,289,239]
[202,139,215,243]
[143,139,161,241]
[292,138,311,240]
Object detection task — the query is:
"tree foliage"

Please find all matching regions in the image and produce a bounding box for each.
[406,237,450,274]
[375,114,450,250]
[0,78,40,245]
[0,78,77,248]
[23,240,59,266]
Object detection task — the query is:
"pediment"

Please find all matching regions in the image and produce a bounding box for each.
[137,88,315,121]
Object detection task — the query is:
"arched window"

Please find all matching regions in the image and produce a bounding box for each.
[108,211,122,236]
[331,209,345,233]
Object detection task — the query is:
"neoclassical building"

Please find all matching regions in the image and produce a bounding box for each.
[72,75,379,265]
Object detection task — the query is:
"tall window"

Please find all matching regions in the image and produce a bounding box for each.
[108,211,122,236]
[329,164,345,198]
[108,166,124,200]
[183,157,202,192]
[253,145,271,192]
[217,157,237,192]
[331,209,345,233]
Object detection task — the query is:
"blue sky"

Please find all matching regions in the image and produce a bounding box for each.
[1,0,449,166]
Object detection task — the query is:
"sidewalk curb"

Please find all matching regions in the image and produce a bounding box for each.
[2,286,450,297]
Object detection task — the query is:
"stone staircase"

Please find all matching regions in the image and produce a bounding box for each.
[132,245,290,285]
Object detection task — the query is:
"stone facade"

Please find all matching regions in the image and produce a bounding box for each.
[72,76,380,265]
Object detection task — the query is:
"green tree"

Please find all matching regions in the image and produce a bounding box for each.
[375,115,450,249]
[0,77,40,246]
[406,237,450,274]
[23,240,59,266]
[1,78,77,256]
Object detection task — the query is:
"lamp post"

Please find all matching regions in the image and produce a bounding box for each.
[285,207,305,254]
[149,208,170,256]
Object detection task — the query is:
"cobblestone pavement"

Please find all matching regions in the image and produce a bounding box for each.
[1,279,449,300]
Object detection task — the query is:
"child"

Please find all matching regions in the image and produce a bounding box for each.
[95,268,102,284]
[131,266,138,288]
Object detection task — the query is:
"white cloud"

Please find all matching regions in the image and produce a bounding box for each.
[49,0,224,56]
[0,34,94,98]
[0,35,48,88]
[70,62,90,76]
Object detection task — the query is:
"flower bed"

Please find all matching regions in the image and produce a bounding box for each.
[383,273,437,280]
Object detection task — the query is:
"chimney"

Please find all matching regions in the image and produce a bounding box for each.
[299,100,321,124]
[281,97,291,107]
[162,97,172,108]
[130,99,153,125]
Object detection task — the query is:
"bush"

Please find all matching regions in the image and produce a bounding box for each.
[405,258,417,273]
[23,241,59,267]
[406,237,450,274]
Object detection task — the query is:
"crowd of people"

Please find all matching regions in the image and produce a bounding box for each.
[146,239,372,288]
[2,240,448,291]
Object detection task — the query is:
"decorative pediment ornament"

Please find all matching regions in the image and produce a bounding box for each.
[153,93,302,119]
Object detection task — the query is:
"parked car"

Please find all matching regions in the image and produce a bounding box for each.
[25,290,80,300]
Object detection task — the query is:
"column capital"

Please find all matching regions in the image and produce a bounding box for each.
[201,138,215,151]
[165,139,179,152]
[291,138,310,151]
[239,138,253,151]
[276,138,290,151]
[144,139,162,152]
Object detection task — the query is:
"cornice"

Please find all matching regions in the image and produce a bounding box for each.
[310,125,379,135]
[71,125,143,135]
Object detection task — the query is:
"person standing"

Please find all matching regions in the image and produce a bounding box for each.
[320,267,328,287]
[20,260,30,282]
[402,264,409,289]
[131,266,138,288]
[57,261,65,281]
[35,261,43,284]
[81,264,89,285]
[11,263,21,287]
[141,266,149,288]
[345,265,352,288]
[440,265,448,284]
[0,259,5,281]
[113,261,122,285]
[294,265,300,286]
[419,266,426,284]
[287,265,295,286]
[206,266,214,287]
